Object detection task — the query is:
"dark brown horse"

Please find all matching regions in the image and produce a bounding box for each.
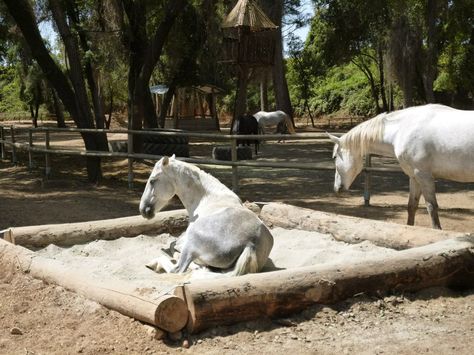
[233,114,260,155]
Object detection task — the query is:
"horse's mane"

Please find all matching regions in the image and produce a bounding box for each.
[341,112,387,156]
[172,160,241,199]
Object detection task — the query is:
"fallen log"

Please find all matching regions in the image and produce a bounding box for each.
[183,235,474,333]
[4,209,188,248]
[0,239,188,332]
[260,203,467,250]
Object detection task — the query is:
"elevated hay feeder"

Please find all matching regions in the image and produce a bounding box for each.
[1,204,473,335]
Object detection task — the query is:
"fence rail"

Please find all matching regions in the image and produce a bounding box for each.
[0,124,403,204]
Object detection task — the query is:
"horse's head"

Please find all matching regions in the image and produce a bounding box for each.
[327,133,363,193]
[139,155,177,219]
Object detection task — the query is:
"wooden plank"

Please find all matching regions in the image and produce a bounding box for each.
[183,235,474,333]
[260,203,467,250]
[7,209,189,248]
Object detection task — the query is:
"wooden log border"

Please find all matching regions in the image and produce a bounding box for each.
[183,235,474,333]
[259,203,469,250]
[1,203,473,335]
[2,209,188,249]
[0,239,188,332]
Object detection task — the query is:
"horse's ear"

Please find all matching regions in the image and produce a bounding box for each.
[170,154,176,160]
[162,156,169,166]
[326,132,340,145]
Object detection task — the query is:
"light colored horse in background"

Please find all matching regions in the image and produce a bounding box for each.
[139,155,274,276]
[327,104,474,229]
[253,110,296,135]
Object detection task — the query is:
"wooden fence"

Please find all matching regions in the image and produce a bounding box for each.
[0,124,402,205]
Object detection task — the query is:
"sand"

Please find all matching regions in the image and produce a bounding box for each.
[35,227,397,292]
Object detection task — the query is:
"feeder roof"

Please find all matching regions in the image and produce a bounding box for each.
[222,0,277,31]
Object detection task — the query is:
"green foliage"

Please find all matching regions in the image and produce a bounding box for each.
[308,63,377,116]
[0,65,26,113]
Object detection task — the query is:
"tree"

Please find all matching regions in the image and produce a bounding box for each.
[4,0,108,182]
[263,0,294,119]
[113,0,188,152]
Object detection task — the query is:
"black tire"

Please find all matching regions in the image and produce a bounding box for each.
[212,146,253,161]
[143,129,189,157]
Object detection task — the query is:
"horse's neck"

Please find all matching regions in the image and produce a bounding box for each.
[171,163,240,220]
[363,118,398,158]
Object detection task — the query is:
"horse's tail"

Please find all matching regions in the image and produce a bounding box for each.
[230,242,259,276]
[284,115,296,134]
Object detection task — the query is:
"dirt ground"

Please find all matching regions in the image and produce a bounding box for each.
[0,119,473,354]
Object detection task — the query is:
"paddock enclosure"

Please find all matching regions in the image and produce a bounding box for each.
[1,203,473,336]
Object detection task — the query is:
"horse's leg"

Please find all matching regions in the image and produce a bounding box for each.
[171,245,195,273]
[415,172,442,229]
[146,249,176,273]
[407,177,422,226]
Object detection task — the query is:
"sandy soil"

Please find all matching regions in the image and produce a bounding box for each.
[1,120,473,354]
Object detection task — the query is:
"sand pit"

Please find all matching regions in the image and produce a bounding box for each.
[35,227,397,288]
[4,204,473,334]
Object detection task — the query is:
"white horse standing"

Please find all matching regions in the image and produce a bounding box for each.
[327,104,474,229]
[253,110,296,135]
[139,155,274,276]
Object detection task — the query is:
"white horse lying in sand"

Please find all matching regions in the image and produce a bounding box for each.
[327,104,474,229]
[139,155,274,276]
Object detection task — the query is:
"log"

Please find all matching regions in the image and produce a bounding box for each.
[0,239,188,332]
[260,203,467,250]
[5,209,189,248]
[183,235,474,333]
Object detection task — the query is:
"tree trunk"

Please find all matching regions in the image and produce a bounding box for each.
[231,65,249,133]
[121,0,187,150]
[267,0,293,121]
[353,58,381,113]
[52,89,66,128]
[50,0,108,180]
[260,70,269,111]
[378,44,389,112]
[159,85,176,128]
[4,0,107,183]
[423,0,438,103]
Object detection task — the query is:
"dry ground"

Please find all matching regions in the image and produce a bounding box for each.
[1,119,473,354]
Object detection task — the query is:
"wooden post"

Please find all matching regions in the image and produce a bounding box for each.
[231,137,239,193]
[364,154,372,206]
[10,126,17,164]
[28,129,34,169]
[0,126,5,160]
[127,131,134,189]
[45,130,51,177]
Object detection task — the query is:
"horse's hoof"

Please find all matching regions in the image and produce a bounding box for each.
[145,259,163,273]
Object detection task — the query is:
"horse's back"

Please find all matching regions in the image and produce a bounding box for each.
[254,110,288,126]
[186,206,273,269]
[395,105,474,181]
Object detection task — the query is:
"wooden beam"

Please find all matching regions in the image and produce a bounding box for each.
[0,239,188,332]
[183,235,474,333]
[6,209,188,248]
[259,203,467,250]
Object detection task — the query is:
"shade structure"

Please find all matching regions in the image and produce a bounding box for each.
[221,0,278,66]
[222,0,277,31]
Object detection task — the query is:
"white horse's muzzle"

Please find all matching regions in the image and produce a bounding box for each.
[140,205,155,219]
